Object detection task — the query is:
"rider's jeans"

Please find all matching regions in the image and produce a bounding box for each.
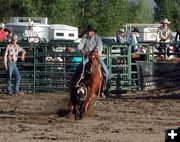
[83,57,109,85]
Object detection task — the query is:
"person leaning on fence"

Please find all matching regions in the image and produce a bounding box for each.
[71,25,109,97]
[175,27,180,42]
[156,18,174,59]
[4,35,26,96]
[116,28,127,44]
[23,21,39,43]
[3,28,11,42]
[127,28,141,53]
[157,18,172,43]
[65,47,82,71]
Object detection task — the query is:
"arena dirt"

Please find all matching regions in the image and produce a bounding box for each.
[0,91,179,142]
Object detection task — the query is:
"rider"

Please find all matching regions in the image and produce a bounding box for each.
[73,25,109,96]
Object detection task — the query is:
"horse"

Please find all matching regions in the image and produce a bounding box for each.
[69,52,102,120]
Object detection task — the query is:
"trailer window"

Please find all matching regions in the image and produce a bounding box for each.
[56,33,64,37]
[69,33,74,37]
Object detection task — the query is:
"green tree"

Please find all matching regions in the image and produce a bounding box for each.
[154,0,180,30]
[128,0,154,23]
[76,0,129,36]
[43,0,76,25]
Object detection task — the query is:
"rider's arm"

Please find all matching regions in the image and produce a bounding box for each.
[94,36,103,56]
[77,38,86,54]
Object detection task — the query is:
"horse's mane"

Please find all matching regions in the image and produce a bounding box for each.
[82,52,101,84]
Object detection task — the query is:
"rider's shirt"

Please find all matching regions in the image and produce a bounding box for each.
[77,34,103,56]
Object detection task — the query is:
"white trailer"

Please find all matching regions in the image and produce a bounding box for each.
[49,24,78,41]
[5,17,50,42]
[5,17,79,42]
[123,23,161,42]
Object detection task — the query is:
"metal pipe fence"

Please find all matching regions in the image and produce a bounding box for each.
[0,41,179,95]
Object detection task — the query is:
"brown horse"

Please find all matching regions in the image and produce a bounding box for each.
[69,52,102,120]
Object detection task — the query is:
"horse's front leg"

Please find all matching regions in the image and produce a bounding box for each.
[84,93,96,113]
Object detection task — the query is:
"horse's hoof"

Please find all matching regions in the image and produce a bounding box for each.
[99,92,106,98]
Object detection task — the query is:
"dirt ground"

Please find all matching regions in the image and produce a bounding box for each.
[0,91,179,142]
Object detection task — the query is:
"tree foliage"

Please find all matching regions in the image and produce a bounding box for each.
[2,0,178,35]
[128,0,154,23]
[154,0,180,30]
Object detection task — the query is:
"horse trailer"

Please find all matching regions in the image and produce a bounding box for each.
[5,17,78,42]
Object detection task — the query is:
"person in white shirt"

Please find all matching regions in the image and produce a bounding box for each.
[157,18,172,43]
[157,18,174,60]
[23,21,39,43]
[116,28,127,44]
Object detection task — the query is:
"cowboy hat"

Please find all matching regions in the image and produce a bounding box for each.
[86,25,97,32]
[28,21,34,26]
[0,23,5,29]
[119,28,125,33]
[161,18,170,24]
[4,28,11,34]
[11,34,18,41]
[132,28,140,33]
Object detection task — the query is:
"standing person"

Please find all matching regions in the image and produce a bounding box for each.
[65,47,82,71]
[116,28,127,44]
[128,28,141,52]
[4,35,26,96]
[3,28,11,42]
[175,28,180,42]
[157,18,173,59]
[157,18,172,43]
[0,23,6,42]
[23,21,39,43]
[73,25,109,97]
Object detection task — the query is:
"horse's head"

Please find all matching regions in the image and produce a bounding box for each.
[86,52,99,74]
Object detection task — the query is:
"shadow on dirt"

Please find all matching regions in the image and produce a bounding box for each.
[56,109,71,117]
[106,90,180,100]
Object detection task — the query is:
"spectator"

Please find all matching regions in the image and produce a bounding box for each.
[156,18,174,60]
[157,18,172,43]
[65,47,82,70]
[116,28,127,44]
[46,47,63,70]
[45,47,64,87]
[23,21,39,43]
[128,27,141,52]
[4,35,26,96]
[175,27,180,42]
[0,23,7,42]
[3,28,11,42]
